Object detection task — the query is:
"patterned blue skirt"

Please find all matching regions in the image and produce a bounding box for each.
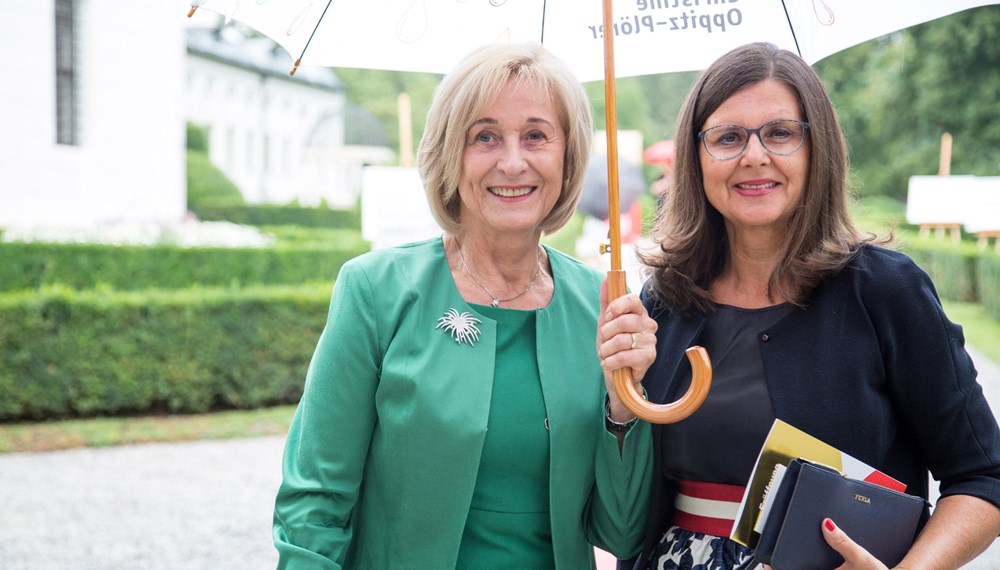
[650,526,760,570]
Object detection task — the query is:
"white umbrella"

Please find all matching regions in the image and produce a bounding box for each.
[186,0,998,81]
[183,0,994,423]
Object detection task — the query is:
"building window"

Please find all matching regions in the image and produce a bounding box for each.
[263,135,271,174]
[283,138,292,175]
[55,0,78,146]
[226,127,236,169]
[246,132,255,171]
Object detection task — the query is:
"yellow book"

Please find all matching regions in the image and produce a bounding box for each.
[730,419,906,548]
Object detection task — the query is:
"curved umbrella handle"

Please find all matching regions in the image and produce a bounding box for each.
[599,0,710,424]
[607,270,711,424]
[612,347,712,424]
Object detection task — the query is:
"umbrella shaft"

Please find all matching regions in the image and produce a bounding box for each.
[603,0,623,271]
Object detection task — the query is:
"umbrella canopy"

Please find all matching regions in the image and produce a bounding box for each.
[183,0,995,425]
[578,154,646,220]
[186,0,998,82]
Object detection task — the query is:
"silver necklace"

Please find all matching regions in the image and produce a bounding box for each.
[457,241,542,308]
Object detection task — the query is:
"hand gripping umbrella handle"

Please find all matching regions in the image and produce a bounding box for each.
[607,270,712,424]
[600,0,710,423]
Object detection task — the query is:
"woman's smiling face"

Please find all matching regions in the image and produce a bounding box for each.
[699,79,810,235]
[458,79,565,239]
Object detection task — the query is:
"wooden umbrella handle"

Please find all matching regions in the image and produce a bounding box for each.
[600,0,711,424]
[608,270,711,423]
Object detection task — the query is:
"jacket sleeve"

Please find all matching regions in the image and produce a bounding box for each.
[868,253,1000,506]
[273,260,382,569]
[585,407,653,559]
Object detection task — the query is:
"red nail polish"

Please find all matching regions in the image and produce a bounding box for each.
[824,518,835,532]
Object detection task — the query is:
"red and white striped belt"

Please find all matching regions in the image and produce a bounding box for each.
[673,480,745,537]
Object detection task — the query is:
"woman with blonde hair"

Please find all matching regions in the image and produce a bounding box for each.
[273,42,657,569]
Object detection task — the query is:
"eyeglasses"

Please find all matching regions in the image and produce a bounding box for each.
[698,119,810,160]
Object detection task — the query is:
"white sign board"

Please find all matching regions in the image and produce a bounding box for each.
[905,175,978,226]
[361,166,441,250]
[962,177,1000,233]
[906,175,1000,234]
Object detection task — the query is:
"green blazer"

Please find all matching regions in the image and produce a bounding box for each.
[274,237,651,569]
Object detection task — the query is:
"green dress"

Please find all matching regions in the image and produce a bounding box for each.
[273,238,653,569]
[456,304,553,569]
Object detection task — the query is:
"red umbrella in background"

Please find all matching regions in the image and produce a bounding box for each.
[643,140,676,167]
[645,140,676,199]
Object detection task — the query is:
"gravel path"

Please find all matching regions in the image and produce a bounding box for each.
[0,436,284,570]
[2,347,999,570]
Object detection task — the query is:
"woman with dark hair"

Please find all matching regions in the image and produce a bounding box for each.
[626,42,1000,569]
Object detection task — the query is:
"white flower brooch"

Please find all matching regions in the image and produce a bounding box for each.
[436,308,482,346]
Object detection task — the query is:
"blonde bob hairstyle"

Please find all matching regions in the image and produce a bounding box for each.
[417,42,594,235]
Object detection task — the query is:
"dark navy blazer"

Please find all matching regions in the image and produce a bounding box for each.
[623,245,1000,568]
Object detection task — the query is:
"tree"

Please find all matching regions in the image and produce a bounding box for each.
[332,68,443,162]
[815,6,1000,200]
[585,71,697,179]
[185,122,244,210]
[902,6,1000,176]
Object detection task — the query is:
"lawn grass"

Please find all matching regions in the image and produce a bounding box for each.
[942,301,1000,365]
[0,405,295,454]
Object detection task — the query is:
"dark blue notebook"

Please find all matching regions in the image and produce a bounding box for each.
[754,458,928,570]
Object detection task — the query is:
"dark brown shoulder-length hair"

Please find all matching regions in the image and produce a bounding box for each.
[640,42,877,316]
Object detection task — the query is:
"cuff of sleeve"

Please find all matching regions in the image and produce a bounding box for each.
[606,397,639,433]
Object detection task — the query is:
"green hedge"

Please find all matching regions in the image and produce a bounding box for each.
[260,225,368,247]
[0,239,368,292]
[187,122,209,154]
[187,149,245,209]
[979,253,1000,321]
[899,237,981,303]
[194,203,361,229]
[898,234,1000,321]
[0,285,332,421]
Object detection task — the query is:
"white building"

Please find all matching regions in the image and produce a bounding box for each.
[0,0,186,228]
[0,1,393,231]
[185,26,392,208]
